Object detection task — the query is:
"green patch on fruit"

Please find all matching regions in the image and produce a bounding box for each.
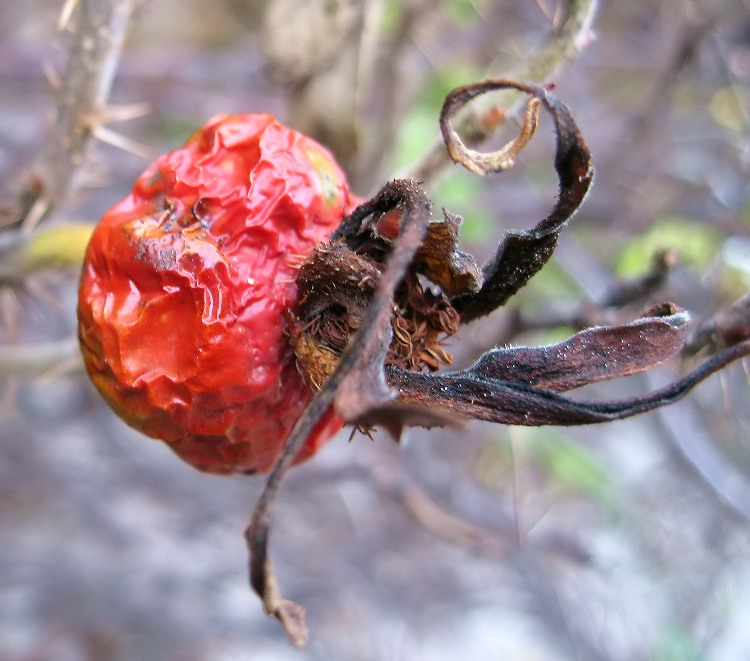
[304,146,344,209]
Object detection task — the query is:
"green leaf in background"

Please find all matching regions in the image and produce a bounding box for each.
[523,427,614,505]
[721,236,750,289]
[518,256,581,304]
[615,216,723,278]
[653,624,703,661]
[709,85,749,134]
[434,173,487,242]
[441,0,482,26]
[392,62,484,169]
[384,0,480,36]
[740,201,750,229]
[478,427,615,505]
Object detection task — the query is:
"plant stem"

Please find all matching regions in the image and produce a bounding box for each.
[25,0,137,228]
[0,338,80,379]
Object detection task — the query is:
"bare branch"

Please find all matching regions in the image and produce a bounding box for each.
[0,338,80,380]
[25,0,137,227]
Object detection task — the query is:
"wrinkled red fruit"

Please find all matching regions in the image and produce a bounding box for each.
[78,114,358,473]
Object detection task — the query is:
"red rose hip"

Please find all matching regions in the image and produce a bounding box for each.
[78,114,356,474]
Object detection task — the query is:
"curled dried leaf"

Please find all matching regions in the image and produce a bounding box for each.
[380,338,750,428]
[442,90,541,176]
[447,80,594,322]
[415,210,482,298]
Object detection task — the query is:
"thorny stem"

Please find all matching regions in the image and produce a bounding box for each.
[24,0,137,229]
[2,0,135,377]
[406,0,598,183]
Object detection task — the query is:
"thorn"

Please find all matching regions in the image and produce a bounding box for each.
[21,197,50,232]
[41,61,61,91]
[91,124,151,159]
[58,0,80,31]
[103,102,151,123]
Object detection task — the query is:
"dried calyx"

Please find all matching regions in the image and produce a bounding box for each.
[290,196,467,386]
[249,79,750,646]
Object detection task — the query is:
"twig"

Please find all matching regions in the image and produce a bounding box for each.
[649,368,750,522]
[406,0,598,183]
[371,460,497,548]
[600,250,679,309]
[684,294,750,356]
[24,0,137,228]
[0,338,80,379]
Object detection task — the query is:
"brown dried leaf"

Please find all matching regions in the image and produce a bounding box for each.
[246,180,432,644]
[414,210,482,297]
[470,304,689,392]
[442,94,541,176]
[445,80,594,323]
[379,339,750,428]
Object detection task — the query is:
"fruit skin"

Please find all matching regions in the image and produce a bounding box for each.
[78,114,356,474]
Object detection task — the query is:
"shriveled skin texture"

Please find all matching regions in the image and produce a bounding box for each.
[78,114,357,474]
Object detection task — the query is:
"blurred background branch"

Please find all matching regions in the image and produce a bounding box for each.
[20,0,137,229]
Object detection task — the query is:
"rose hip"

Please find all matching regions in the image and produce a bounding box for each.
[78,114,357,474]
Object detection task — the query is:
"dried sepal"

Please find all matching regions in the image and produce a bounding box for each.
[381,338,750,427]
[441,89,541,176]
[470,303,689,392]
[246,79,750,647]
[246,179,431,646]
[444,80,594,322]
[414,210,482,298]
[345,304,748,432]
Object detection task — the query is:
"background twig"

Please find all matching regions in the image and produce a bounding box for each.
[23,0,137,228]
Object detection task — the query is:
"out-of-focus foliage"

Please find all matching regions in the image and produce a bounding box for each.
[616,216,723,273]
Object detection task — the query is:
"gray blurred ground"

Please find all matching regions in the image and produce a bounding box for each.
[1,1,750,659]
